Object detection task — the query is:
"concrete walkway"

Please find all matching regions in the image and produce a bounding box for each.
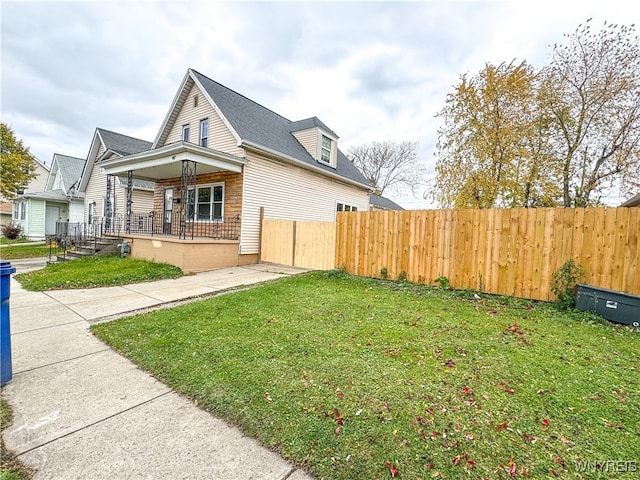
[1,259,314,480]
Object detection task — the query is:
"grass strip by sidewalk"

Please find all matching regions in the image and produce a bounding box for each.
[0,242,50,260]
[92,271,639,480]
[14,256,182,290]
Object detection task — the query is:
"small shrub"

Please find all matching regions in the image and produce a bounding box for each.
[434,275,450,290]
[380,266,388,279]
[1,222,22,240]
[397,270,407,282]
[326,265,347,278]
[551,259,584,310]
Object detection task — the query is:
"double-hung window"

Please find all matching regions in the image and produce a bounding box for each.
[182,124,190,142]
[199,119,209,148]
[320,135,332,163]
[188,183,224,221]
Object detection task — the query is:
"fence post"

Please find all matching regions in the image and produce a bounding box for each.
[257,207,264,263]
[291,220,297,267]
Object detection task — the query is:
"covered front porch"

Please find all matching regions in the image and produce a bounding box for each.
[96,142,253,272]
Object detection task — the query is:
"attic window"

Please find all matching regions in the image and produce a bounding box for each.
[200,119,209,148]
[320,135,332,163]
[193,95,199,108]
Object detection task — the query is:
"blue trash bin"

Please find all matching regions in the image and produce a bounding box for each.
[1,261,16,385]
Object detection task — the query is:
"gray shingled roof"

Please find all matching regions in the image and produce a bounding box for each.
[289,117,339,138]
[98,128,152,156]
[191,69,369,187]
[369,193,404,210]
[54,154,86,194]
[620,192,640,207]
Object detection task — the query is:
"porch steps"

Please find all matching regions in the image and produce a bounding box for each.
[57,237,123,262]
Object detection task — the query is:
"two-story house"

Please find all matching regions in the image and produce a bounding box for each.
[97,68,371,271]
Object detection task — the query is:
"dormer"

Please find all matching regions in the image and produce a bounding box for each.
[290,117,339,169]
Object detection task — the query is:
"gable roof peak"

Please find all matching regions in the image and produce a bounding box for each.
[289,116,339,138]
[96,128,152,156]
[189,68,293,124]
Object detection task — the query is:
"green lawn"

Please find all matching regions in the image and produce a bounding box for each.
[14,256,183,290]
[92,272,639,480]
[0,242,51,260]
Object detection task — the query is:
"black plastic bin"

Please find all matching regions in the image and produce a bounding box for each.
[575,284,640,327]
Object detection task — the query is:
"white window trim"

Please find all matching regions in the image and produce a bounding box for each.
[199,118,209,148]
[316,130,337,168]
[188,182,225,222]
[182,124,190,142]
[336,201,358,213]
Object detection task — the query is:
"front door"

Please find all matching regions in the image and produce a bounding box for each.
[163,188,173,234]
[45,206,60,235]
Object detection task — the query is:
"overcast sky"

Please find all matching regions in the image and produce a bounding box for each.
[2,0,638,208]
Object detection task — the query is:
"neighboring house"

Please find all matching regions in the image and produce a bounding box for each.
[98,68,371,272]
[369,193,404,211]
[77,128,155,229]
[620,192,640,207]
[12,154,84,240]
[0,156,49,226]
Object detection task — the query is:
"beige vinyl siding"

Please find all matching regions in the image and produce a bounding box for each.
[240,152,369,254]
[25,162,49,193]
[131,189,154,213]
[163,83,242,156]
[292,128,319,160]
[84,163,108,222]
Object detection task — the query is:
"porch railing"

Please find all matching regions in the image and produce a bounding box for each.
[58,213,240,241]
[109,212,240,240]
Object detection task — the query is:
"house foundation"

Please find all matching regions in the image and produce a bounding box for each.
[118,234,257,273]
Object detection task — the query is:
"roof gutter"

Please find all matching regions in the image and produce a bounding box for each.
[100,142,247,175]
[240,140,371,191]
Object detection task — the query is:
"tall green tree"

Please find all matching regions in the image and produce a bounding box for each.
[0,122,38,199]
[432,20,640,208]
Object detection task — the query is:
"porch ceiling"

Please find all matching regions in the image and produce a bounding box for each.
[99,142,246,180]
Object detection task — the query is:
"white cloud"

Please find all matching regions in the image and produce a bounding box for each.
[2,0,637,206]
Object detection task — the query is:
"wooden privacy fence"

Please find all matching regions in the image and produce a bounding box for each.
[260,219,336,270]
[335,207,640,302]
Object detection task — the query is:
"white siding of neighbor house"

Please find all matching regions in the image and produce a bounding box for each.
[27,199,45,239]
[163,83,243,156]
[69,201,84,223]
[240,151,370,254]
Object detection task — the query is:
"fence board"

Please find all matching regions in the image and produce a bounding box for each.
[262,219,336,270]
[261,208,639,301]
[331,207,640,301]
[261,219,294,265]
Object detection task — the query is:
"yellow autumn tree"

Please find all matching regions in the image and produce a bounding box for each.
[0,122,38,199]
[433,61,559,208]
[432,20,640,208]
